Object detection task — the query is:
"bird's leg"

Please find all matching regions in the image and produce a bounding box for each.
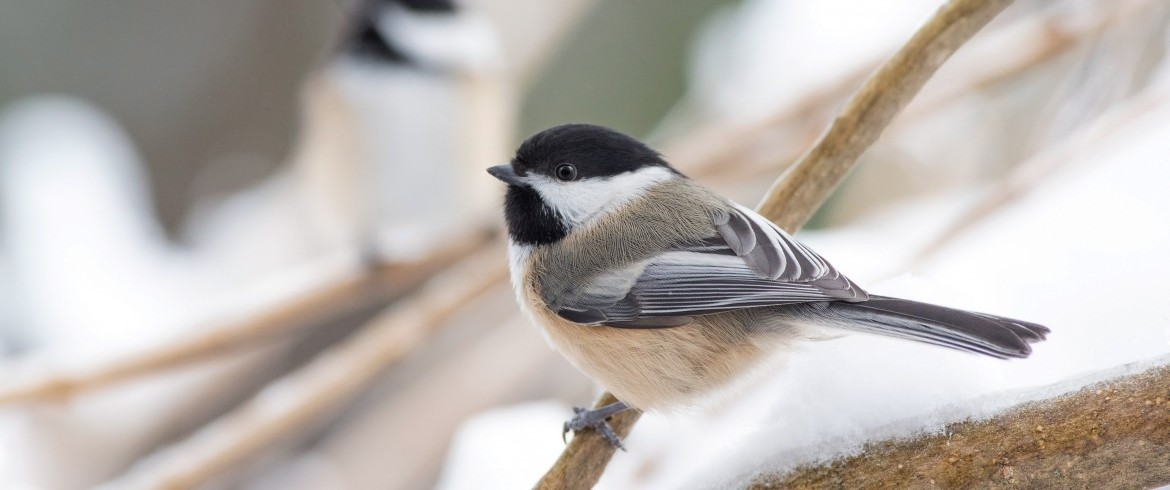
[562,401,631,450]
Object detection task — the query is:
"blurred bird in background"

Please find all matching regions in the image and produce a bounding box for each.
[187,0,507,281]
[0,0,508,487]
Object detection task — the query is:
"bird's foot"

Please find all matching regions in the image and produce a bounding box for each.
[562,401,629,450]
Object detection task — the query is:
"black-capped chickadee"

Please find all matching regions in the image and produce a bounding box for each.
[487,124,1048,448]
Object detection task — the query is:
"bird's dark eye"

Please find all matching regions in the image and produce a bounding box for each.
[555,163,578,181]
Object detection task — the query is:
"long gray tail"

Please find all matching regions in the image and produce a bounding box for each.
[821,295,1049,359]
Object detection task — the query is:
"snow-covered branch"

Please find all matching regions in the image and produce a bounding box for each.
[752,355,1170,488]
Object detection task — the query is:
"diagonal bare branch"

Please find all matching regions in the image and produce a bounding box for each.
[535,0,1016,488]
[0,231,492,405]
[680,0,1155,186]
[754,0,1014,231]
[103,246,509,489]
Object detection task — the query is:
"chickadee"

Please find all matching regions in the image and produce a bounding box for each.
[488,124,1048,448]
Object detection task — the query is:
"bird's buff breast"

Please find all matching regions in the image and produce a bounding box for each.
[515,260,778,411]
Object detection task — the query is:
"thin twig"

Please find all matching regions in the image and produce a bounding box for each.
[536,0,1015,488]
[756,0,1014,230]
[670,0,1140,186]
[103,246,509,489]
[0,231,493,405]
[691,0,1147,186]
[298,313,587,490]
[535,392,641,489]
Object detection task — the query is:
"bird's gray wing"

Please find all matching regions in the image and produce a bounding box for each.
[552,204,868,328]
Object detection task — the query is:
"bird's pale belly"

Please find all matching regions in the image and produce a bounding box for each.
[520,280,799,411]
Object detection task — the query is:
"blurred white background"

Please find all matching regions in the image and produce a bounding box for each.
[1,0,1168,488]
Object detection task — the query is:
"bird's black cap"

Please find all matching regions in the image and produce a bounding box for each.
[511,124,673,181]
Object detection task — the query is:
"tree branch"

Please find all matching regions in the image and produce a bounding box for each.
[750,355,1170,489]
[536,0,1015,487]
[754,0,1013,231]
[681,0,1149,186]
[104,247,509,489]
[535,392,642,489]
[0,231,492,405]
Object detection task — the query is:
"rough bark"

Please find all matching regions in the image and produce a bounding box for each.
[535,393,643,490]
[751,356,1170,489]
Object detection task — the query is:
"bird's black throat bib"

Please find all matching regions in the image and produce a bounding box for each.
[504,184,568,246]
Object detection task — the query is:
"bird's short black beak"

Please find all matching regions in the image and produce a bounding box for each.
[487,165,528,187]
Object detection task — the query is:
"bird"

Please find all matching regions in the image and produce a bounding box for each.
[318,0,505,260]
[487,123,1049,449]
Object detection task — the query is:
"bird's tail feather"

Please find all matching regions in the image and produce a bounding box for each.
[819,295,1049,359]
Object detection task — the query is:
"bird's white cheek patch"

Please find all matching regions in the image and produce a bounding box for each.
[529,166,675,227]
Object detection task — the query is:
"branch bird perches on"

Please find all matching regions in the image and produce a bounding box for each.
[537,0,1016,487]
[106,0,1010,480]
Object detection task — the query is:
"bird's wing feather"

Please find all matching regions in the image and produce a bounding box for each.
[552,204,867,327]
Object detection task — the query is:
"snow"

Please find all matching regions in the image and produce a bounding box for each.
[435,401,572,490]
[0,97,200,352]
[0,2,508,485]
[1,1,1165,487]
[438,58,1170,490]
[0,97,364,489]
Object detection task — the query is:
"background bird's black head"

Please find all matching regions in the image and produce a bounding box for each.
[511,123,672,181]
[343,0,457,64]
